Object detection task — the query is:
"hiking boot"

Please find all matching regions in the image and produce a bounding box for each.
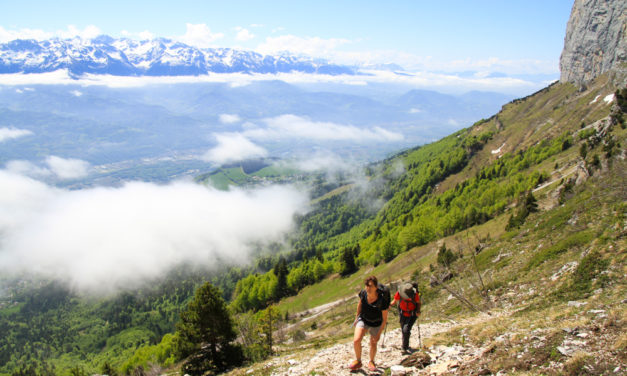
[368,361,377,372]
[348,359,362,370]
[401,348,409,355]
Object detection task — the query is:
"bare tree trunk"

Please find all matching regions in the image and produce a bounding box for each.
[437,276,488,314]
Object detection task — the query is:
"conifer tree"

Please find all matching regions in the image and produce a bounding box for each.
[524,191,538,213]
[273,257,289,299]
[340,246,358,276]
[175,282,242,375]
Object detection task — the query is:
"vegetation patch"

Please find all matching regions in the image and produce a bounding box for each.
[554,250,610,300]
[524,230,595,271]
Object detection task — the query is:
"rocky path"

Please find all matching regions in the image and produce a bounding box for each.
[248,311,503,376]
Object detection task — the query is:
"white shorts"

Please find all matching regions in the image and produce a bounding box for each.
[356,318,381,336]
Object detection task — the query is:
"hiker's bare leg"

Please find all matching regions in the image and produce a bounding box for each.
[353,326,366,361]
[369,334,379,363]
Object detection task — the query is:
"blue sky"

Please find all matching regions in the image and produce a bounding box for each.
[1,0,573,76]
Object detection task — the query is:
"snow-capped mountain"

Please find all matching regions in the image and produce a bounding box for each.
[0,35,356,76]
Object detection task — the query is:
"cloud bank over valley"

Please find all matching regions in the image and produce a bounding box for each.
[0,169,309,294]
[0,69,544,96]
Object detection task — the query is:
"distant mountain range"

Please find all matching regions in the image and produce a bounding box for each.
[0,35,356,76]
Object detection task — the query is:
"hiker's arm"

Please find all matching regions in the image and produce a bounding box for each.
[353,300,362,326]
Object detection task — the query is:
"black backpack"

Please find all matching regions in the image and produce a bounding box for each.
[377,284,391,310]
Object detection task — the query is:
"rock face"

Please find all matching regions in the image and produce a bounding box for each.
[559,0,627,86]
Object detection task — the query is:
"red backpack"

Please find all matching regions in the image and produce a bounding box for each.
[399,294,420,317]
[397,282,421,317]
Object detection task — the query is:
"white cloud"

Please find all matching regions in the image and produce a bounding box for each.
[0,26,51,42]
[257,35,351,57]
[235,27,255,42]
[0,171,60,233]
[178,23,224,48]
[5,160,51,178]
[0,127,32,142]
[202,133,268,164]
[70,90,82,97]
[0,169,308,294]
[444,56,557,75]
[0,25,101,43]
[292,152,352,172]
[0,69,542,96]
[4,156,90,180]
[121,30,155,40]
[45,156,90,179]
[244,114,403,142]
[219,114,242,124]
[447,119,459,127]
[58,25,102,40]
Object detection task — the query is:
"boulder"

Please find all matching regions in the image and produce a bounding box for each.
[400,351,432,368]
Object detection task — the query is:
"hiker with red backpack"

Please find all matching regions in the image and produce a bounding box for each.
[391,282,421,354]
[348,275,391,372]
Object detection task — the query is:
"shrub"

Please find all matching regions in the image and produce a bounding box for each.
[561,137,573,151]
[578,128,595,140]
[579,143,588,159]
[291,330,306,342]
[571,250,609,293]
[525,230,594,271]
[436,243,457,267]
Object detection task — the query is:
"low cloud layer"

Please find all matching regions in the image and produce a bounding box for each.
[0,169,309,294]
[245,114,403,142]
[202,133,268,164]
[201,114,403,165]
[45,156,90,179]
[5,156,90,180]
[0,69,543,96]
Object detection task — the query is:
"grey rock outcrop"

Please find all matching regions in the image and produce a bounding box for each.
[559,0,627,86]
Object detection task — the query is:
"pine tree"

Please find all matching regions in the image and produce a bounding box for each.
[257,306,280,354]
[524,191,538,213]
[175,282,243,375]
[273,257,289,299]
[340,247,358,276]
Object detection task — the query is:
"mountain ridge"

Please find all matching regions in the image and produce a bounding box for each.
[0,36,356,76]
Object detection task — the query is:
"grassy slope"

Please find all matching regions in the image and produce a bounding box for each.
[225,74,626,375]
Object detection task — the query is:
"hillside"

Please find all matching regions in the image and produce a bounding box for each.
[218,73,626,376]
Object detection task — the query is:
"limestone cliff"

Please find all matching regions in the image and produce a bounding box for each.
[559,0,627,86]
